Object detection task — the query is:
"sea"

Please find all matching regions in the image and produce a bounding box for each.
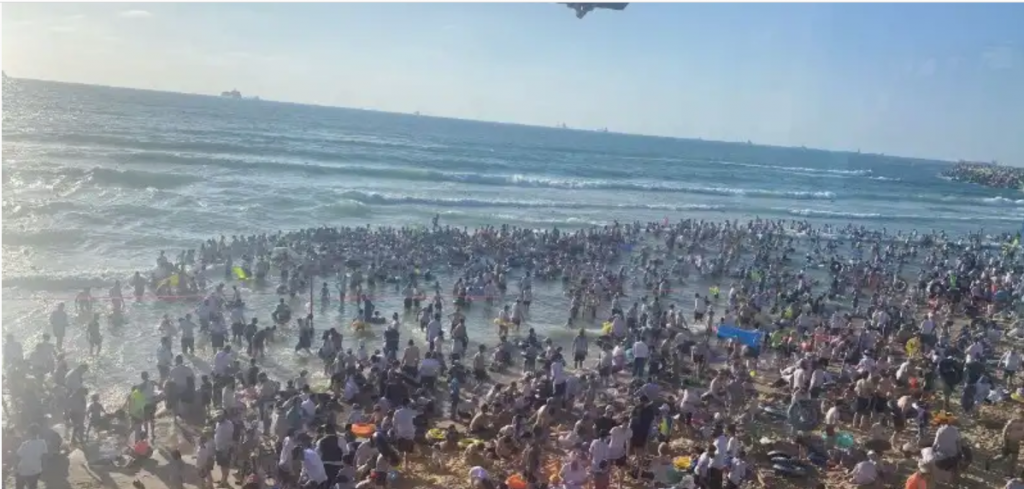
[3,78,1021,403]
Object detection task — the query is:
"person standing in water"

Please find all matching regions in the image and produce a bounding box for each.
[75,288,93,318]
[180,314,196,356]
[49,303,69,350]
[87,315,102,355]
[130,271,147,301]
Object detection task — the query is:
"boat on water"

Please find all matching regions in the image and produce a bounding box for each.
[220,89,242,99]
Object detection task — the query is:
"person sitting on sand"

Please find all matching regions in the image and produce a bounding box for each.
[559,457,589,489]
[558,420,586,450]
[849,450,881,488]
[932,416,963,472]
[468,404,491,436]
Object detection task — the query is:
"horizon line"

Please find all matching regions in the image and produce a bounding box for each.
[4,75,980,165]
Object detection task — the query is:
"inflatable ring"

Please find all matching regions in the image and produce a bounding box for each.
[929,283,943,295]
[350,423,376,438]
[905,337,921,357]
[458,438,482,448]
[427,428,446,441]
[772,462,808,477]
[787,400,821,432]
[673,456,692,470]
[761,406,788,420]
[601,321,613,335]
[506,474,528,489]
[894,279,908,293]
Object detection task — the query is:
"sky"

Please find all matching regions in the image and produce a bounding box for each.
[3,2,1024,164]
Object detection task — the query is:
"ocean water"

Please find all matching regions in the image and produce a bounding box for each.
[3,79,1021,402]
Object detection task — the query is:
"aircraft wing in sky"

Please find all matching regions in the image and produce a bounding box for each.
[562,3,629,19]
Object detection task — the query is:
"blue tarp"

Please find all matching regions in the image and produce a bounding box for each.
[716,324,763,348]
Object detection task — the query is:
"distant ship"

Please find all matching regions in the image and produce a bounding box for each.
[220,89,242,99]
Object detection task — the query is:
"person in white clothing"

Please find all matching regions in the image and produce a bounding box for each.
[16,425,48,489]
[632,339,649,378]
[302,446,329,484]
[589,436,610,470]
[212,345,234,377]
[726,450,749,489]
[213,415,235,484]
[559,458,588,489]
[607,424,630,462]
[393,400,418,463]
[848,451,880,486]
[1004,349,1022,388]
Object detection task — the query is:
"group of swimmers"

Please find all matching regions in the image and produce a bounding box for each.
[4,216,1024,489]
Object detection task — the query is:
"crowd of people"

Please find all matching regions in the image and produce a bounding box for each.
[942,161,1024,191]
[3,217,1024,489]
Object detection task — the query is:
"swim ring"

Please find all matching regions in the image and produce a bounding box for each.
[351,423,376,438]
[673,456,692,470]
[506,474,528,489]
[427,428,446,441]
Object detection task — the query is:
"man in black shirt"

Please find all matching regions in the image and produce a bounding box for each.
[629,395,656,455]
[317,425,346,485]
[937,355,964,410]
[594,406,616,438]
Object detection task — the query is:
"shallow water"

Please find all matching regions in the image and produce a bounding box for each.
[2,79,1021,403]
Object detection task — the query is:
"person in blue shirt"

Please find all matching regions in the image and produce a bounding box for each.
[449,377,461,420]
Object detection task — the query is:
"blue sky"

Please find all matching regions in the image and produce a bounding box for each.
[3,3,1023,164]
